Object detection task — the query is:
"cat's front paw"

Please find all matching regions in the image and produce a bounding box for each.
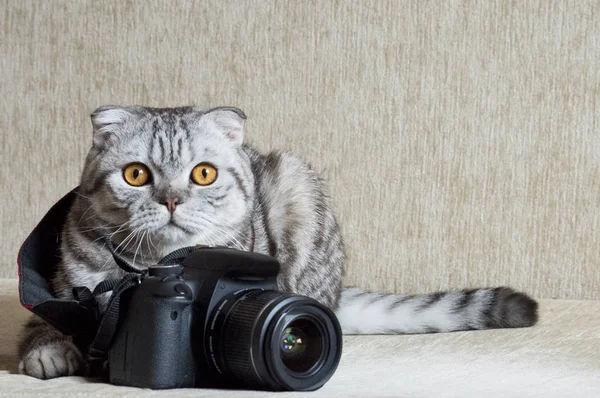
[18,341,85,379]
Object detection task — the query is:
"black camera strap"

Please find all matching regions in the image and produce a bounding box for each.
[85,273,142,362]
[77,236,144,363]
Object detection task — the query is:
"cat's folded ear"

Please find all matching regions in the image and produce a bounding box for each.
[90,105,133,148]
[202,106,247,146]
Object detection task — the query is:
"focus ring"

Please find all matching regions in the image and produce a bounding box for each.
[222,290,283,386]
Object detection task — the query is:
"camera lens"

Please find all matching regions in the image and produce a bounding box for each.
[206,290,342,391]
[280,320,323,373]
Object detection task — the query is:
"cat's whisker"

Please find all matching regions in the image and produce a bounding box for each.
[216,228,245,251]
[147,232,158,251]
[76,204,95,226]
[84,222,133,268]
[122,230,143,257]
[206,231,217,248]
[86,232,114,249]
[66,225,122,265]
[99,227,139,271]
[106,221,132,242]
[190,222,223,247]
[75,224,122,234]
[77,207,115,225]
[197,215,246,251]
[132,230,146,268]
[73,191,93,200]
[107,227,128,241]
[61,224,116,237]
[113,227,141,257]
[114,230,137,254]
[144,232,153,259]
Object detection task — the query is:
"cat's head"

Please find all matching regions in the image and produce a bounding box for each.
[80,106,254,253]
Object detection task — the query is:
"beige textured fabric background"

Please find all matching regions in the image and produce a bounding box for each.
[1,0,598,300]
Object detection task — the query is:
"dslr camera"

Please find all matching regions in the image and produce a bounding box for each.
[107,246,343,391]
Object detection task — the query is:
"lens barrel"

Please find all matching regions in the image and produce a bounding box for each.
[206,290,342,391]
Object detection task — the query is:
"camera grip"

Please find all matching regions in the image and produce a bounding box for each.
[109,279,195,389]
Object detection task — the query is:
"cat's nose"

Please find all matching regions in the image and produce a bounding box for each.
[163,198,180,213]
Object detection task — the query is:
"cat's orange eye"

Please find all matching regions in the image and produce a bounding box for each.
[123,163,151,186]
[191,163,218,186]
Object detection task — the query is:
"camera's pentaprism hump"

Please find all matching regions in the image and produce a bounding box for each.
[17,187,97,336]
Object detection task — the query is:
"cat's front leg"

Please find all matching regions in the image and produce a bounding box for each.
[18,315,86,379]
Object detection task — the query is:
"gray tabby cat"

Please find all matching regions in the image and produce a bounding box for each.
[18,106,538,379]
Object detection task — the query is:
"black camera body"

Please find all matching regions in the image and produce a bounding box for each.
[108,246,342,391]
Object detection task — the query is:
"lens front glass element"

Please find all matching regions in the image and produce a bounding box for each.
[279,318,324,373]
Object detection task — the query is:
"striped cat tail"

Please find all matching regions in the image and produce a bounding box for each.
[335,287,538,334]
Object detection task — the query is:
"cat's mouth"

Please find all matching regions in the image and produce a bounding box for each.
[165,218,190,233]
[145,214,195,241]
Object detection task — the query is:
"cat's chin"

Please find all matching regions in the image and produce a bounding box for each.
[156,232,208,258]
[153,223,193,242]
